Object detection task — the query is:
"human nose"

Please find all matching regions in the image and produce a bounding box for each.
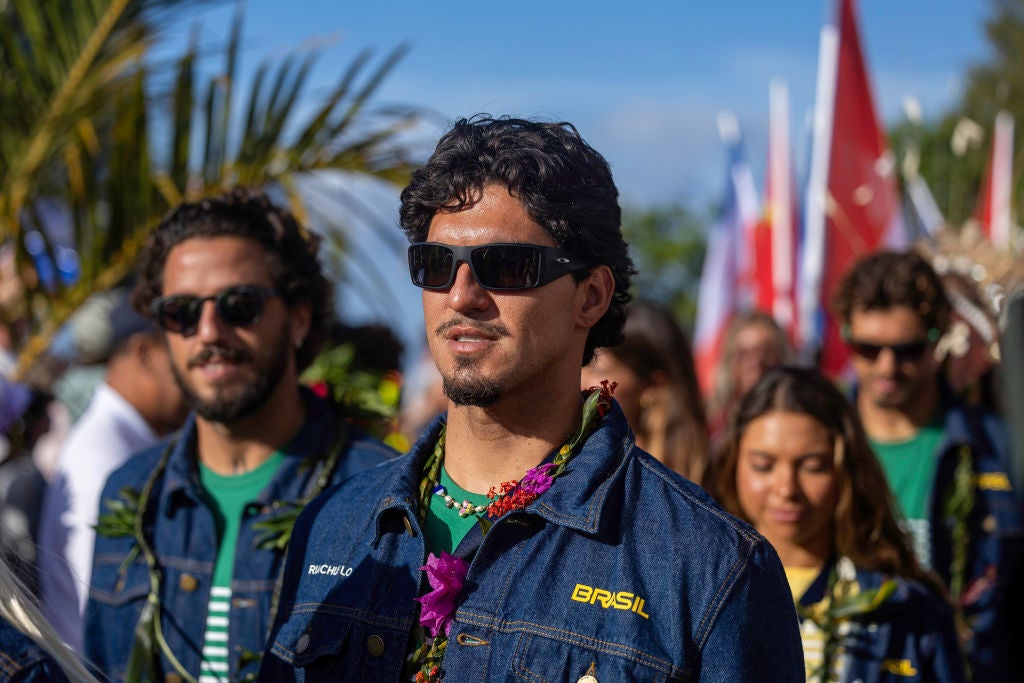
[874,346,898,373]
[194,298,226,342]
[446,262,490,313]
[772,465,799,499]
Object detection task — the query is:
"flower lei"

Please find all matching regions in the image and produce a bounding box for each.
[797,557,897,683]
[407,381,616,683]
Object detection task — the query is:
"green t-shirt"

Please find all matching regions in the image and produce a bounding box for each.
[423,466,490,556]
[870,416,945,566]
[197,453,284,683]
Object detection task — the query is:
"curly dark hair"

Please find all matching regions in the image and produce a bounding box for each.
[399,115,635,365]
[132,187,332,371]
[713,366,946,596]
[831,250,951,336]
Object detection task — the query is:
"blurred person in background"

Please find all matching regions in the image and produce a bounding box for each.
[397,347,447,449]
[715,366,967,683]
[0,555,98,683]
[85,188,395,682]
[581,300,710,485]
[38,288,189,652]
[0,377,50,596]
[833,249,1023,681]
[707,311,791,441]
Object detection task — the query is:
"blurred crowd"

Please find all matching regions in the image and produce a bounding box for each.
[0,188,1022,682]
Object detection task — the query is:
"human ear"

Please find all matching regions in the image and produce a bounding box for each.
[576,265,614,330]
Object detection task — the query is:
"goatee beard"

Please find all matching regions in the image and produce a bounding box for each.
[173,342,289,423]
[442,376,502,407]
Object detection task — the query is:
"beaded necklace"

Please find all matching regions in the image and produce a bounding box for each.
[406,381,616,682]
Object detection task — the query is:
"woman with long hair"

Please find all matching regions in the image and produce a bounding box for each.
[0,556,98,682]
[581,300,710,485]
[714,366,965,683]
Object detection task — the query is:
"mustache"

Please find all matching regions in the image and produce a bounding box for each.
[434,317,510,339]
[187,344,251,369]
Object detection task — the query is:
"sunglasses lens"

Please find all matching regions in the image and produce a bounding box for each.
[472,245,540,289]
[894,342,929,362]
[153,296,202,335]
[851,340,929,363]
[409,244,455,288]
[851,342,882,361]
[217,287,268,326]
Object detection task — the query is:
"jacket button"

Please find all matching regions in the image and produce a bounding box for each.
[367,635,385,657]
[178,574,198,592]
[296,633,310,653]
[577,676,597,683]
[166,674,183,683]
[983,514,997,532]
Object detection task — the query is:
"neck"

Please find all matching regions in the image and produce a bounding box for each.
[772,539,831,570]
[442,379,586,494]
[858,381,939,443]
[195,382,306,475]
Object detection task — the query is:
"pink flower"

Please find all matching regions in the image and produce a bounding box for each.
[519,463,557,496]
[415,552,468,638]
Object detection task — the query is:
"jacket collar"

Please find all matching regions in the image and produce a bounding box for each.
[161,387,337,507]
[372,401,635,538]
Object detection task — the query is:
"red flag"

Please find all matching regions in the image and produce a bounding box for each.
[975,111,1014,250]
[800,0,902,376]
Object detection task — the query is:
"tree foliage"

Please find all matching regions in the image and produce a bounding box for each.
[890,0,1024,227]
[0,0,421,375]
[620,204,707,330]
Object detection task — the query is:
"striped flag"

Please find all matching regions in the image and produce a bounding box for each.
[753,78,800,345]
[975,111,1015,250]
[799,0,903,375]
[694,112,761,397]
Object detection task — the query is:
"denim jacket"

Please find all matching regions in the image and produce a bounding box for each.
[924,394,1024,681]
[0,618,70,683]
[796,560,967,683]
[84,390,396,682]
[259,403,804,682]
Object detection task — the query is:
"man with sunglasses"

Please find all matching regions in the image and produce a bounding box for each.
[833,249,1023,681]
[83,188,395,683]
[260,116,802,681]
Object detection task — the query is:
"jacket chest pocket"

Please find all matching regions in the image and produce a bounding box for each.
[276,610,407,681]
[512,631,682,682]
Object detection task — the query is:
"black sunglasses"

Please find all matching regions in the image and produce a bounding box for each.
[408,242,589,291]
[150,285,278,336]
[848,339,932,363]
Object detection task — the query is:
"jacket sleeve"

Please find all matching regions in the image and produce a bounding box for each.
[698,537,805,682]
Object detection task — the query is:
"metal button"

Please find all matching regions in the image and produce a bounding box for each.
[165,674,183,683]
[367,634,385,657]
[178,574,198,592]
[577,676,598,683]
[983,514,997,532]
[296,633,310,653]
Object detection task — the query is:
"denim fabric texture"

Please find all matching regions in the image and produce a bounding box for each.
[259,402,805,682]
[0,618,71,683]
[797,561,967,683]
[83,389,396,682]
[925,392,1024,681]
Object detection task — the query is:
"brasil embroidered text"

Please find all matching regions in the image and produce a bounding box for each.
[571,584,650,618]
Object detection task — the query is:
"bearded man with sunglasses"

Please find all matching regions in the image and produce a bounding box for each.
[83,188,395,683]
[834,249,1023,682]
[260,116,803,682]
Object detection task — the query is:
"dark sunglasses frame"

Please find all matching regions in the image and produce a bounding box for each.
[408,242,590,291]
[848,338,932,363]
[150,285,278,336]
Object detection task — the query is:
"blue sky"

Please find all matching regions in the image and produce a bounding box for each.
[159,1,994,358]
[175,0,991,207]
